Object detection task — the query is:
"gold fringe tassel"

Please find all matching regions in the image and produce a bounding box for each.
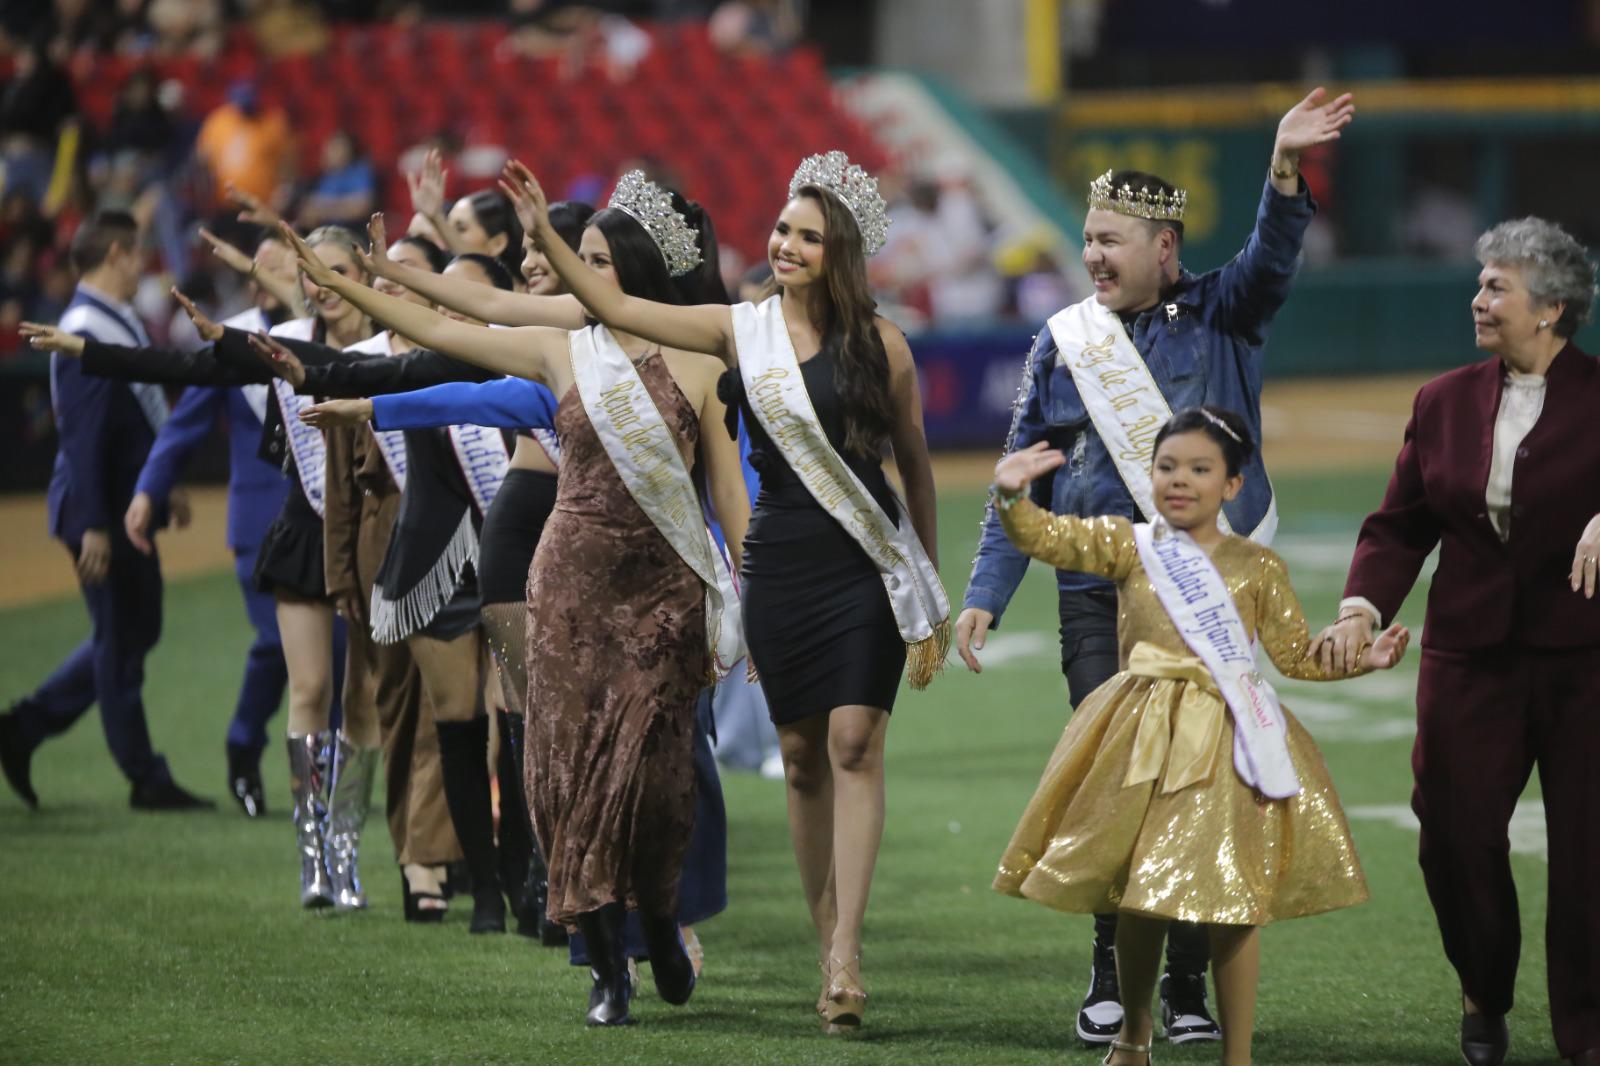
[905,617,953,690]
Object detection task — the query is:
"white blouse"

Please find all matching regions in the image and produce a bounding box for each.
[1484,370,1547,541]
[1341,369,1547,626]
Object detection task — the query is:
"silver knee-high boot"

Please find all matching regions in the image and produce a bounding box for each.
[288,732,334,909]
[324,730,378,911]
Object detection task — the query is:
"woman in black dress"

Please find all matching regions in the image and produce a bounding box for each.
[509,152,944,1032]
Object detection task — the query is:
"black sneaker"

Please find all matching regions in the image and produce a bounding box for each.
[1161,972,1222,1043]
[0,708,40,810]
[1076,941,1123,1045]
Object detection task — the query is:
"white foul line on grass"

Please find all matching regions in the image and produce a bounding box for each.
[1345,801,1549,862]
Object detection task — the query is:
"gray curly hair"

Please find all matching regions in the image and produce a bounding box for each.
[1474,217,1597,338]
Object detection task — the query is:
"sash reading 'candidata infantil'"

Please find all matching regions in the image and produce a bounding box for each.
[731,296,950,688]
[569,325,745,679]
[1047,297,1277,545]
[343,333,410,491]
[269,317,327,517]
[446,424,510,517]
[1132,519,1300,799]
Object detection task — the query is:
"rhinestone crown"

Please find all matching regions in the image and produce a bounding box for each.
[1087,169,1188,222]
[609,170,702,277]
[788,150,890,257]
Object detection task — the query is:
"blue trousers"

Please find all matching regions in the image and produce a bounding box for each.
[18,531,168,786]
[569,691,728,965]
[222,547,346,755]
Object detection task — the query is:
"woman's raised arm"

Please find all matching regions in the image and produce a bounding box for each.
[504,161,737,363]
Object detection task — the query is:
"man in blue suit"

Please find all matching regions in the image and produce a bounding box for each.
[0,210,211,810]
[122,234,321,816]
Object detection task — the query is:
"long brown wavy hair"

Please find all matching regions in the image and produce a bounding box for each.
[766,187,894,458]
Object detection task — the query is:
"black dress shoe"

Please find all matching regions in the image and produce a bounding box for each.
[226,742,266,818]
[0,708,40,809]
[1461,1011,1509,1066]
[130,777,216,811]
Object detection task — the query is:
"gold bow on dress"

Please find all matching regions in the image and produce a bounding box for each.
[1122,642,1229,795]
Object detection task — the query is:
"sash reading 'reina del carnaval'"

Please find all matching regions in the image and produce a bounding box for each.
[570,325,745,680]
[269,317,327,517]
[732,296,951,688]
[1047,298,1277,545]
[1132,518,1300,799]
[344,333,410,491]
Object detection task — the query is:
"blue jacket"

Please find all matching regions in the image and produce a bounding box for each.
[133,308,289,553]
[48,285,164,542]
[964,178,1315,625]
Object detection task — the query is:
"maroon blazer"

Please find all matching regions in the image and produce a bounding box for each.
[1344,342,1600,650]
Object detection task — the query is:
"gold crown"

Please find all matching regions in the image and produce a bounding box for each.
[1087,170,1187,222]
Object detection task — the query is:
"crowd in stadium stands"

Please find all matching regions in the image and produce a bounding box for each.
[0,0,1042,363]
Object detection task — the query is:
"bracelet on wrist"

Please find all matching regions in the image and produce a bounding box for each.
[990,484,1021,511]
[1270,155,1299,182]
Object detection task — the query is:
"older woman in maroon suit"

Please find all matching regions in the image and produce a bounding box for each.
[1314,217,1600,1066]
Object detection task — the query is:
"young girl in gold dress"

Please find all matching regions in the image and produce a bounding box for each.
[989,406,1410,1066]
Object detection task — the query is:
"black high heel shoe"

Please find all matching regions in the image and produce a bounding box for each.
[401,867,446,924]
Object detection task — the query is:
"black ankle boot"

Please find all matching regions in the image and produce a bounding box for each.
[577,903,633,1026]
[435,717,506,934]
[641,910,696,1006]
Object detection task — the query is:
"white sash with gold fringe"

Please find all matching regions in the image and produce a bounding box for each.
[570,325,745,679]
[732,295,950,688]
[1047,297,1277,544]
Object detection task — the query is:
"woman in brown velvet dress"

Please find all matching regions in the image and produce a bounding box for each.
[279,177,746,1028]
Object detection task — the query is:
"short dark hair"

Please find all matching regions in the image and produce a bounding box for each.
[1153,406,1256,477]
[462,188,524,282]
[1107,169,1185,245]
[70,210,139,273]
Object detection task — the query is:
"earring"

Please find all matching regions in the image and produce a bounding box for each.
[1538,319,1550,329]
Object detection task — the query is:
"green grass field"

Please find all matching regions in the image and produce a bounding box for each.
[0,472,1556,1065]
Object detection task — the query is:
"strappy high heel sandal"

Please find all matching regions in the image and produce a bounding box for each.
[816,955,834,1017]
[822,954,866,1035]
[1102,1038,1153,1065]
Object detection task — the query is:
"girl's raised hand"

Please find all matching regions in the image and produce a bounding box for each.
[1360,622,1410,671]
[19,321,85,356]
[499,159,550,244]
[300,398,374,429]
[172,287,223,342]
[360,212,391,277]
[228,183,283,230]
[993,441,1066,498]
[248,331,306,389]
[278,222,338,290]
[406,148,448,220]
[198,227,253,276]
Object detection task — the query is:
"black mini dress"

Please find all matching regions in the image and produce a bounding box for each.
[730,349,906,725]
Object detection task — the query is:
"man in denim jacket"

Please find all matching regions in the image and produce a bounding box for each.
[959,88,1356,1050]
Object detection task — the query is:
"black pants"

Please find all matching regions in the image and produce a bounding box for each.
[1059,588,1209,978]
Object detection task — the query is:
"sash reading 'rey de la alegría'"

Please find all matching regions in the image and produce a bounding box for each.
[731,296,950,689]
[1047,297,1277,544]
[570,325,745,680]
[1132,518,1300,799]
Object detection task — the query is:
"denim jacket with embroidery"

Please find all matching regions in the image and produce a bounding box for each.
[964,177,1316,625]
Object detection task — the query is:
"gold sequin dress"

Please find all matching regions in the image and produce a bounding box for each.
[992,500,1369,926]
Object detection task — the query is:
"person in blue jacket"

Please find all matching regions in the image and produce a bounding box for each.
[957,89,1356,1050]
[123,233,329,817]
[2,210,212,811]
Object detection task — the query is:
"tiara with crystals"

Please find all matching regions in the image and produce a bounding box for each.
[1087,170,1188,222]
[788,150,890,257]
[608,170,702,277]
[1198,408,1242,443]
